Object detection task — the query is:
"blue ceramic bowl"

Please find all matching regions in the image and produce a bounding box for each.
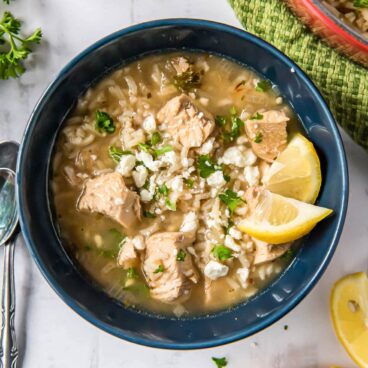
[17,19,348,349]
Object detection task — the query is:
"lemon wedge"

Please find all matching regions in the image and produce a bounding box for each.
[237,190,332,244]
[263,134,321,203]
[330,272,368,368]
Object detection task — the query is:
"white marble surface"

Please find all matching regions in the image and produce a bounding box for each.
[0,0,367,367]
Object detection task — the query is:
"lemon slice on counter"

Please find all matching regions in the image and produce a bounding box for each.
[330,272,368,368]
[263,133,321,203]
[237,191,332,244]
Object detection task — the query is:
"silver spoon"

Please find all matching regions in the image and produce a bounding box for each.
[0,140,19,368]
[0,168,18,368]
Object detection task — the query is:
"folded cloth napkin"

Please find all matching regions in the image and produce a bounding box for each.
[229,0,368,151]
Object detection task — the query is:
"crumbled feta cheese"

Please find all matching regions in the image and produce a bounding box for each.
[243,149,258,166]
[115,154,136,177]
[199,137,215,155]
[207,171,226,188]
[224,235,241,252]
[180,212,198,233]
[244,166,260,186]
[140,189,153,202]
[236,268,249,288]
[171,176,183,192]
[204,261,229,280]
[229,227,242,240]
[142,115,156,132]
[136,151,161,172]
[132,165,148,188]
[160,151,177,166]
[132,235,145,250]
[220,146,245,167]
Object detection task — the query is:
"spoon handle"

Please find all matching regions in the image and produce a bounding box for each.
[0,241,18,368]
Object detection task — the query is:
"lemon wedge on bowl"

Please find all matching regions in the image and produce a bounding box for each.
[263,133,321,203]
[238,190,332,244]
[330,272,368,368]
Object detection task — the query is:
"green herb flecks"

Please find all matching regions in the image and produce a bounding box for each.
[0,11,42,80]
[173,70,201,92]
[184,178,194,189]
[219,189,245,214]
[215,115,227,127]
[150,131,162,145]
[158,184,169,197]
[176,249,187,262]
[95,111,115,134]
[126,267,139,279]
[108,146,133,164]
[281,248,295,262]
[215,107,245,142]
[254,132,263,144]
[153,264,165,274]
[211,245,233,262]
[197,154,222,178]
[255,80,271,92]
[250,112,264,120]
[143,210,156,218]
[212,357,228,368]
[165,198,176,211]
[154,145,173,157]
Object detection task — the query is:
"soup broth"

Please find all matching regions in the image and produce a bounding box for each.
[52,52,299,316]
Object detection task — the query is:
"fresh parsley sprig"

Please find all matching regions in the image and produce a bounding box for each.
[0,11,42,80]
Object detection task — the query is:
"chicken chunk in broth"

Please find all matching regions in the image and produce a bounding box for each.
[51,52,300,316]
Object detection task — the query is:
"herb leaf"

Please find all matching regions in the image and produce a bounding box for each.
[153,264,165,274]
[281,248,295,262]
[108,146,133,163]
[165,198,176,211]
[95,111,115,133]
[143,210,156,218]
[0,11,42,80]
[154,145,173,157]
[173,70,201,92]
[184,178,194,188]
[255,80,271,92]
[254,132,263,143]
[127,267,138,279]
[212,357,228,368]
[212,245,233,261]
[215,115,227,127]
[197,154,222,178]
[219,189,245,214]
[158,184,169,197]
[150,131,162,145]
[176,249,187,262]
[250,112,264,120]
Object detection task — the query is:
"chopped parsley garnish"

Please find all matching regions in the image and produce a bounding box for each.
[165,198,176,211]
[284,325,289,331]
[255,80,271,92]
[354,0,368,7]
[254,132,263,143]
[138,143,151,153]
[158,184,169,197]
[126,267,138,279]
[219,189,245,214]
[197,154,222,178]
[95,111,115,133]
[212,245,233,261]
[281,248,295,262]
[250,112,264,120]
[150,131,162,145]
[223,220,234,235]
[176,249,187,262]
[184,178,194,188]
[143,210,156,218]
[0,11,42,80]
[216,108,244,142]
[153,264,165,274]
[154,145,173,156]
[173,70,201,92]
[215,115,227,127]
[108,146,133,163]
[212,357,228,368]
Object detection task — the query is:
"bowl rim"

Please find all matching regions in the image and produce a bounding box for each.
[16,18,349,349]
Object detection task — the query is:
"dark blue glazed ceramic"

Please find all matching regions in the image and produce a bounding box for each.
[16,19,348,349]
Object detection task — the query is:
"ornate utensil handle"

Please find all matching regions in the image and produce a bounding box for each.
[0,240,18,368]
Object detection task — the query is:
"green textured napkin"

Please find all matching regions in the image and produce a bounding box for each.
[229,0,368,151]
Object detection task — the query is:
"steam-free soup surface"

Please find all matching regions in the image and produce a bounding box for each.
[52,52,297,316]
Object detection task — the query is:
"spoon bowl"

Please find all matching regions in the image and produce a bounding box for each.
[0,168,18,246]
